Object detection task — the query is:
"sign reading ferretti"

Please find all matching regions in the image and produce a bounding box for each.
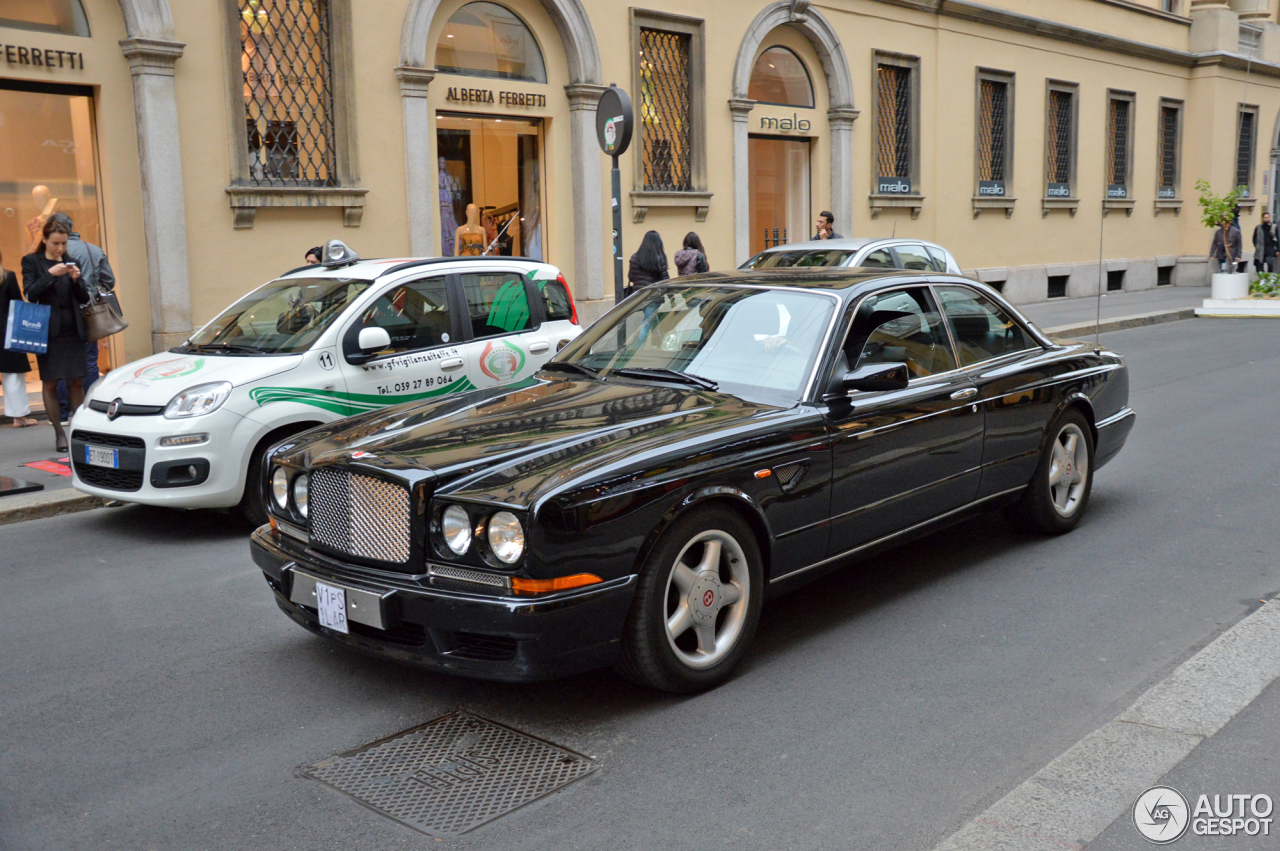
[445,87,546,108]
[2,44,84,70]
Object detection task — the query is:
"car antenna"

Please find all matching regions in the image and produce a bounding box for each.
[1095,198,1105,354]
[891,219,897,238]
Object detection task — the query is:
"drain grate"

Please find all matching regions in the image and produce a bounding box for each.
[301,711,597,837]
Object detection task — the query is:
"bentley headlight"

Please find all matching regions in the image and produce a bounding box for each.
[442,505,472,555]
[487,511,525,564]
[292,473,309,518]
[271,467,289,510]
[163,381,233,419]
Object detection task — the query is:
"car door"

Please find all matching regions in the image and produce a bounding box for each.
[456,269,551,389]
[823,286,984,555]
[933,284,1053,498]
[337,274,471,412]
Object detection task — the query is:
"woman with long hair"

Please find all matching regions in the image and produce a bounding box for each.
[626,230,669,296]
[22,219,90,451]
[0,246,36,427]
[674,232,709,277]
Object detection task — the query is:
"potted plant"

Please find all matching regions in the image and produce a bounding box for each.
[1196,180,1250,300]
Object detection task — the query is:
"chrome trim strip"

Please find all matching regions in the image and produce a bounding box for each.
[772,485,1027,584]
[1096,406,1136,429]
[277,520,308,543]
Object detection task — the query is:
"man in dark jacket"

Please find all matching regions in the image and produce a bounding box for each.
[50,213,115,417]
[812,211,844,241]
[1253,212,1278,273]
[1209,217,1243,273]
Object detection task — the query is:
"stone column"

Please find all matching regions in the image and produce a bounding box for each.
[728,98,756,265]
[1230,0,1271,21]
[565,84,607,302]
[396,66,436,257]
[827,107,860,240]
[120,37,191,353]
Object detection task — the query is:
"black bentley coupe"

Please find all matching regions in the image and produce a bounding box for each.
[251,269,1134,692]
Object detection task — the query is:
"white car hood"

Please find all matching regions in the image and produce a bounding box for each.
[91,352,302,407]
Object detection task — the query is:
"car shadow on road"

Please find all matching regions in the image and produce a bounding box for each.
[82,504,256,544]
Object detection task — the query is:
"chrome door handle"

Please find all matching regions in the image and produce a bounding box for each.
[950,387,978,400]
[440,357,465,371]
[529,341,550,354]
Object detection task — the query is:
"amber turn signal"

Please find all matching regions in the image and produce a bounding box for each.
[510,573,603,595]
[754,469,772,479]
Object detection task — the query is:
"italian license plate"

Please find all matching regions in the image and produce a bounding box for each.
[85,445,119,469]
[315,581,349,634]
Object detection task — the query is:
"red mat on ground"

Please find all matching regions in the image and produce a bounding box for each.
[23,460,72,476]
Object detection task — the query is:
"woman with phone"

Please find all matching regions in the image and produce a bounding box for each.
[22,219,90,451]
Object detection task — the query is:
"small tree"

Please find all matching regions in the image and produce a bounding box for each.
[1195,179,1244,229]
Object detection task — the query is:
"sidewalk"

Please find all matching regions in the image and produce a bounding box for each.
[1019,286,1208,333]
[0,418,77,494]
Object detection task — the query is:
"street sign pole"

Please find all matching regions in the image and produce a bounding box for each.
[595,84,634,305]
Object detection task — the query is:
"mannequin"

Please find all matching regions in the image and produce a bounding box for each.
[454,203,485,256]
[24,185,58,255]
[438,156,460,256]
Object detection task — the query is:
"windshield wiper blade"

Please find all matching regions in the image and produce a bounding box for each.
[188,343,265,354]
[614,367,718,390]
[539,361,604,381]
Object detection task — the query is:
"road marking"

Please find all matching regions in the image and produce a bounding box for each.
[930,599,1280,851]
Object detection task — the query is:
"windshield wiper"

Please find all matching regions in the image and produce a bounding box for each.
[614,367,718,390]
[539,361,604,381]
[186,343,267,354]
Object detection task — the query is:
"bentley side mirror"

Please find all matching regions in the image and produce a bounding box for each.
[842,362,910,393]
[357,326,391,353]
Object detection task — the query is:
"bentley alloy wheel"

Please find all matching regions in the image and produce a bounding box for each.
[616,507,764,692]
[1009,407,1095,534]
[1048,422,1089,518]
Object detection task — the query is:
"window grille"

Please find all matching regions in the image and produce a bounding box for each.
[1158,105,1179,189]
[1047,275,1068,299]
[978,79,1008,182]
[639,27,692,192]
[877,64,912,179]
[1106,97,1130,187]
[1236,110,1256,193]
[1107,270,1124,292]
[240,0,337,187]
[1046,90,1072,186]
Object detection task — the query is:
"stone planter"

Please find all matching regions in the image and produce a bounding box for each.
[1210,272,1250,300]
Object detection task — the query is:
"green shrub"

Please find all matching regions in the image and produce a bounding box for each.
[1196,180,1245,230]
[1251,272,1280,298]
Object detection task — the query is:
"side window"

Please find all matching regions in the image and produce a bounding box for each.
[860,248,895,269]
[537,276,573,322]
[894,244,935,271]
[842,288,957,379]
[460,272,533,338]
[924,245,949,272]
[936,286,1036,366]
[355,277,453,355]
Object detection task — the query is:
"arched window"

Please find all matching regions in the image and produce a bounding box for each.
[435,2,547,83]
[0,0,90,36]
[748,46,813,108]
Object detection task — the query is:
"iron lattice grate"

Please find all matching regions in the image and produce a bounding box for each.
[978,79,1007,182]
[239,0,337,187]
[876,64,912,179]
[1106,97,1130,187]
[1236,110,1255,191]
[1046,90,1073,186]
[639,27,693,192]
[301,711,597,838]
[1158,105,1178,189]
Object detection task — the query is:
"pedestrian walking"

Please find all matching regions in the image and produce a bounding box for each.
[0,247,36,428]
[304,246,323,265]
[49,213,114,412]
[674,232,710,276]
[812,211,844,241]
[1209,216,1243,274]
[22,219,91,452]
[1253,212,1278,274]
[626,231,669,296]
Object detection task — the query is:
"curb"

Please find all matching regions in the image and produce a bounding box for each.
[929,599,1280,851]
[0,489,110,526]
[1042,307,1197,339]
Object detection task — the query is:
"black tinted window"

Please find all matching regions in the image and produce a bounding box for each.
[859,249,895,269]
[743,249,856,269]
[356,277,452,354]
[936,286,1036,365]
[844,288,956,378]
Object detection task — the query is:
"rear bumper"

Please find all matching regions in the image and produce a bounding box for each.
[250,526,638,682]
[1095,406,1136,469]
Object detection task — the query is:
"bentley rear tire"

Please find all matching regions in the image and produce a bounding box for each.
[1008,408,1094,534]
[615,507,764,693]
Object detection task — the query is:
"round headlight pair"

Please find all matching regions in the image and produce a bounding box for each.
[271,468,309,518]
[440,505,524,564]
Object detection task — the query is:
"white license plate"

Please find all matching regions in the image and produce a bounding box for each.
[315,581,349,634]
[86,445,119,469]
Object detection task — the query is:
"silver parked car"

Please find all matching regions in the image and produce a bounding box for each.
[742,238,962,274]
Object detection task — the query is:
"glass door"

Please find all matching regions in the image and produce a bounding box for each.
[748,135,810,256]
[436,114,543,259]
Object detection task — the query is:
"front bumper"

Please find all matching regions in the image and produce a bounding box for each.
[1094,405,1136,469]
[250,526,638,682]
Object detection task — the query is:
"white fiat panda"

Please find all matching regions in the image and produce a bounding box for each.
[70,241,582,523]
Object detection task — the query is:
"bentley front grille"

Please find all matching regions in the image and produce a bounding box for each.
[309,468,411,563]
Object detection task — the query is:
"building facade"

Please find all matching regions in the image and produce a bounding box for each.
[3,0,1280,367]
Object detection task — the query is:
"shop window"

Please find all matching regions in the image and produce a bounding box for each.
[1235,105,1258,197]
[748,46,813,108]
[0,0,89,36]
[435,2,546,83]
[748,136,810,256]
[1157,99,1182,199]
[976,69,1014,198]
[1044,81,1078,199]
[460,272,533,338]
[872,51,919,197]
[1105,91,1134,199]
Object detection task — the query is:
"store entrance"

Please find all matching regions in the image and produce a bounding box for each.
[437,114,544,259]
[748,135,811,256]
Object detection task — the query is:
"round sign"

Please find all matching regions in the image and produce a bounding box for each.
[596,85,633,157]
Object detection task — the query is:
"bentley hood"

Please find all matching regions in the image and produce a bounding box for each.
[89,352,302,407]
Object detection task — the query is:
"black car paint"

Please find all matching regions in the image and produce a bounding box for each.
[253,271,1134,681]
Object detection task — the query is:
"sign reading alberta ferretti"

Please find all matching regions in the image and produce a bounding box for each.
[2,44,85,70]
[445,87,547,107]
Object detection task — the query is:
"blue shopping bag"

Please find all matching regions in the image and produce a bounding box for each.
[5,300,50,354]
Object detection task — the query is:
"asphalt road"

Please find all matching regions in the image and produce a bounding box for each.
[2,317,1277,851]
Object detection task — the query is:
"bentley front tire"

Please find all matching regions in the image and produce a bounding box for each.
[616,507,764,693]
[1009,408,1094,534]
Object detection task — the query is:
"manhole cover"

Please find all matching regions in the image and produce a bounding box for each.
[301,711,597,838]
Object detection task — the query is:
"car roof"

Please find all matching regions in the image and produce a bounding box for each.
[673,267,940,293]
[275,256,557,282]
[756,237,949,254]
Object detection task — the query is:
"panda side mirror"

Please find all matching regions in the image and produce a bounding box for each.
[345,326,392,365]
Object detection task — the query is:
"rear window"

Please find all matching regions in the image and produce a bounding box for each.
[741,249,856,269]
[538,276,574,321]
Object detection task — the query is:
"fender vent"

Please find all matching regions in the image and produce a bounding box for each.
[772,461,809,492]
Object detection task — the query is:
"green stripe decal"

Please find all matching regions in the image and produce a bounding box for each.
[249,378,476,417]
